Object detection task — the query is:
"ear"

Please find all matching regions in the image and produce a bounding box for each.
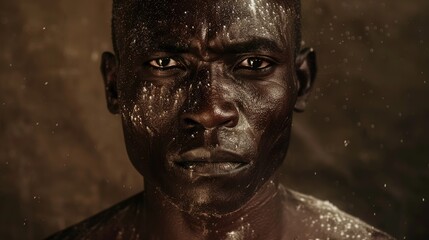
[294,48,317,112]
[101,52,119,114]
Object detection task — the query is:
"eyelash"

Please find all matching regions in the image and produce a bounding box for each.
[145,56,275,73]
[147,57,183,71]
[235,57,274,71]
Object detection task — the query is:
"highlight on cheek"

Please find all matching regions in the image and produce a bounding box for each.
[128,82,186,134]
[130,105,143,127]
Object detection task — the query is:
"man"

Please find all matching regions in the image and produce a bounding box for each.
[48,0,394,239]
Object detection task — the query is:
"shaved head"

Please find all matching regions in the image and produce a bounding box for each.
[111,0,302,59]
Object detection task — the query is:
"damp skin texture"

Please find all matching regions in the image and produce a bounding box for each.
[46,186,394,240]
[113,0,300,215]
[46,0,395,239]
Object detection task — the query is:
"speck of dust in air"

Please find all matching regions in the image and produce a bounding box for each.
[344,140,350,147]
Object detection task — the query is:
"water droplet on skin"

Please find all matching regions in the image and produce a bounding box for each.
[146,126,154,136]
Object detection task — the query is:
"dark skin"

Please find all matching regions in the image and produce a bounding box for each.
[105,0,312,213]
[103,0,314,238]
[50,0,393,239]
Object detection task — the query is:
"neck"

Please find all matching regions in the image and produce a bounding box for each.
[141,175,285,240]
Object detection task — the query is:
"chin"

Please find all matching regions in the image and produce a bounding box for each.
[158,170,261,216]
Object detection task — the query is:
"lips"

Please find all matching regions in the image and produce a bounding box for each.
[174,148,249,176]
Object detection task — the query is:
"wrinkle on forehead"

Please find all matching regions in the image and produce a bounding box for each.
[115,0,298,56]
[211,0,293,50]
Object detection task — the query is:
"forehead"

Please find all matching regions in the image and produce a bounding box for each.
[116,0,297,54]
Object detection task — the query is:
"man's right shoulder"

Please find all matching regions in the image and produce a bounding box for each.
[45,192,144,240]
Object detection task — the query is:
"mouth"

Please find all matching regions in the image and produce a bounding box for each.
[173,148,249,176]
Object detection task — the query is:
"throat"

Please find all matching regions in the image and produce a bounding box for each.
[143,177,284,240]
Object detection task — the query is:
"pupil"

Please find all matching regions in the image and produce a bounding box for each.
[248,58,262,69]
[157,58,170,67]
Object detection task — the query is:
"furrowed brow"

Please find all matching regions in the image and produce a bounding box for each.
[223,38,283,54]
[151,42,190,53]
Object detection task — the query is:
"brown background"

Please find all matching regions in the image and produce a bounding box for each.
[1,0,428,239]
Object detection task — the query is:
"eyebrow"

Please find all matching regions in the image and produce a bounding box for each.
[150,42,190,53]
[222,38,284,54]
[150,37,284,54]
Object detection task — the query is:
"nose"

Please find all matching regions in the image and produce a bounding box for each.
[181,70,239,129]
[181,101,239,130]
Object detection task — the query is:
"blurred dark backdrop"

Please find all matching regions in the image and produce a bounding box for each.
[0,0,428,239]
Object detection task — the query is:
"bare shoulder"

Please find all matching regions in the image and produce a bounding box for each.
[45,192,144,240]
[282,187,396,240]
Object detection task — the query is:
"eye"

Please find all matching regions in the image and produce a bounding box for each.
[237,57,272,70]
[148,57,181,69]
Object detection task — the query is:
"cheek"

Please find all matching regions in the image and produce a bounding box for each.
[240,74,297,169]
[119,81,187,175]
[242,79,296,133]
[122,82,186,135]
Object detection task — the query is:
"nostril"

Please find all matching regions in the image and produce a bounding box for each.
[180,103,239,129]
[182,117,199,129]
[223,119,236,128]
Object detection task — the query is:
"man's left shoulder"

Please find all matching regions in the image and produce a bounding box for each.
[283,188,396,240]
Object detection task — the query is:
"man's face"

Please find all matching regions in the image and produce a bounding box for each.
[103,0,312,214]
